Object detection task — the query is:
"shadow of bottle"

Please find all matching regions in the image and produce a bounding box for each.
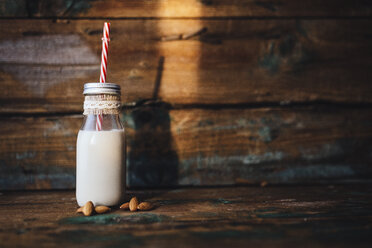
[124,57,179,188]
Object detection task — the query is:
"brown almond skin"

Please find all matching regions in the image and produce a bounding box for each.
[129,197,139,212]
[76,207,83,213]
[137,202,153,211]
[260,181,268,187]
[95,206,111,214]
[120,202,129,210]
[82,201,94,216]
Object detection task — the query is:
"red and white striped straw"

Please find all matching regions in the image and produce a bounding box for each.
[96,22,110,131]
[100,22,110,84]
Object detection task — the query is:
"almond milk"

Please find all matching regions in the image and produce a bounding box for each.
[76,129,125,206]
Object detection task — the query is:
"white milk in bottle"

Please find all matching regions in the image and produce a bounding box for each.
[76,83,125,206]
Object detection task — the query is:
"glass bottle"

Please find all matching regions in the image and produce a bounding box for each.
[76,83,125,206]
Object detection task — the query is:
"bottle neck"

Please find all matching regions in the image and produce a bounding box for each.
[83,94,121,115]
[80,114,123,131]
[81,93,123,131]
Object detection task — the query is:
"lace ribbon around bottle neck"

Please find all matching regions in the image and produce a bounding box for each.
[83,94,121,115]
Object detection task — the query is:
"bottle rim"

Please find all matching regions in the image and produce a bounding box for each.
[83,83,121,95]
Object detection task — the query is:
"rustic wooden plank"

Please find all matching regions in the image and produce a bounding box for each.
[126,105,372,187]
[0,115,80,189]
[0,19,371,113]
[1,106,371,190]
[0,186,371,247]
[1,0,371,18]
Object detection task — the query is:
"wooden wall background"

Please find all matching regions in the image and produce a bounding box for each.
[0,0,372,189]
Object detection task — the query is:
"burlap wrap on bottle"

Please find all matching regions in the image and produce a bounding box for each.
[83,94,121,115]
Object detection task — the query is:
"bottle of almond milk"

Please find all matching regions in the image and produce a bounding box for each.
[76,83,125,207]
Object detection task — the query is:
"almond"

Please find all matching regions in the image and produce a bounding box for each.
[120,202,129,210]
[76,207,83,213]
[137,202,153,211]
[129,197,139,212]
[95,206,111,214]
[82,201,94,216]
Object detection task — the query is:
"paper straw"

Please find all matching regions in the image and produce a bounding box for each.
[96,22,110,131]
[100,22,110,83]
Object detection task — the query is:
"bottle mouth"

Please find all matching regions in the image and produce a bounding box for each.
[83,83,121,95]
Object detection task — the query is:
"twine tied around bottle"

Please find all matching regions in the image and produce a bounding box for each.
[83,94,121,115]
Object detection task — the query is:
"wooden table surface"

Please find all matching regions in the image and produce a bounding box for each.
[0,185,371,247]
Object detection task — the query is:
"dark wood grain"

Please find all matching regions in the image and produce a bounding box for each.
[0,1,371,191]
[0,115,80,189]
[0,185,371,247]
[0,19,371,113]
[1,106,371,190]
[1,0,371,18]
